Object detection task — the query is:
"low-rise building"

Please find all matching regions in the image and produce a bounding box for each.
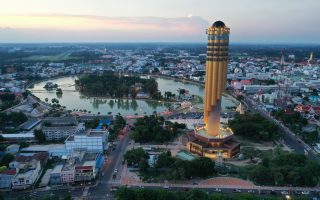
[43,124,83,141]
[9,152,48,190]
[50,164,63,185]
[6,144,20,154]
[43,117,78,126]
[42,118,83,141]
[0,169,16,189]
[61,160,75,184]
[65,129,108,153]
[11,160,41,190]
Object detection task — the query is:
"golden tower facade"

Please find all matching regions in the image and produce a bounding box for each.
[204,21,230,136]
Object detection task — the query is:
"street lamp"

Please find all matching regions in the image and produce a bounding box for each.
[285,195,291,200]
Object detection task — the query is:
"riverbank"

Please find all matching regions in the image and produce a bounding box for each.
[149,74,205,87]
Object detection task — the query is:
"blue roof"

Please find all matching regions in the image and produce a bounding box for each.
[95,119,112,130]
[176,151,196,161]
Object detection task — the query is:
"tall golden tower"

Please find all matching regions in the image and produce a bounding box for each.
[204,21,230,136]
[188,21,239,159]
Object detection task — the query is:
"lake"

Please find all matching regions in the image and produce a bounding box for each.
[29,76,236,116]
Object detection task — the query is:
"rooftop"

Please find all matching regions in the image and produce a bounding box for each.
[18,118,42,130]
[0,169,16,175]
[176,151,196,161]
[195,126,233,139]
[51,164,63,174]
[212,21,225,28]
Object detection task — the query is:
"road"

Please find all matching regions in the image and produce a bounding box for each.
[4,186,83,200]
[88,120,132,199]
[242,95,320,161]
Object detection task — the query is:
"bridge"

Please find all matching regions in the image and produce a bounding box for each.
[30,90,78,92]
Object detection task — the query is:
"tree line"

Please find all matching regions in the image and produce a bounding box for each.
[247,152,320,187]
[131,115,186,143]
[124,148,215,180]
[228,113,279,141]
[76,72,159,99]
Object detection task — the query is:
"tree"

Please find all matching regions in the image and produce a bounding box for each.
[85,118,99,129]
[249,165,273,185]
[22,92,28,99]
[34,129,46,143]
[0,93,15,101]
[19,142,29,148]
[242,147,257,162]
[131,115,185,143]
[236,95,244,101]
[0,153,14,167]
[51,98,59,104]
[115,187,136,200]
[124,148,149,166]
[190,157,215,178]
[155,151,174,169]
[138,158,149,172]
[228,113,278,141]
[45,97,48,102]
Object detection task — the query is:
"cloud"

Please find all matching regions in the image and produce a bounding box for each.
[0,14,209,42]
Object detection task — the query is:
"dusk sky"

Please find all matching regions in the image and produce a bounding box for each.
[0,0,319,43]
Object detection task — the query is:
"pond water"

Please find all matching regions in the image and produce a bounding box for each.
[29,76,236,116]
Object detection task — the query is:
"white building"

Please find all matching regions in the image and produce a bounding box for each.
[43,123,85,141]
[65,129,108,153]
[61,162,75,184]
[11,160,41,190]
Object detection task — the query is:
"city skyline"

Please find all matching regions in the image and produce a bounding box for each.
[0,0,319,43]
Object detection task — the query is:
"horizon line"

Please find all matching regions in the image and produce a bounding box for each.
[0,41,320,46]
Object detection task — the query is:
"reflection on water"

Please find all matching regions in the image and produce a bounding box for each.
[29,76,236,115]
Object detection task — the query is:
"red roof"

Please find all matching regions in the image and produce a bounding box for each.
[312,106,320,111]
[0,169,16,175]
[240,80,251,85]
[295,105,312,112]
[75,166,93,170]
[284,108,293,115]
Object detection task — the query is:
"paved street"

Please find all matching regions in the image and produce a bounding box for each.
[87,120,133,199]
[242,95,320,161]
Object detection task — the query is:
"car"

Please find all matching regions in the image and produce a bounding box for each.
[214,188,222,193]
[110,186,119,192]
[114,169,118,173]
[233,189,241,193]
[248,190,255,193]
[301,191,310,195]
[163,186,170,190]
[270,190,276,195]
[281,191,289,195]
[139,185,144,188]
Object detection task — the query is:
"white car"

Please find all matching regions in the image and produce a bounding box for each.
[301,191,310,195]
[281,191,289,195]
